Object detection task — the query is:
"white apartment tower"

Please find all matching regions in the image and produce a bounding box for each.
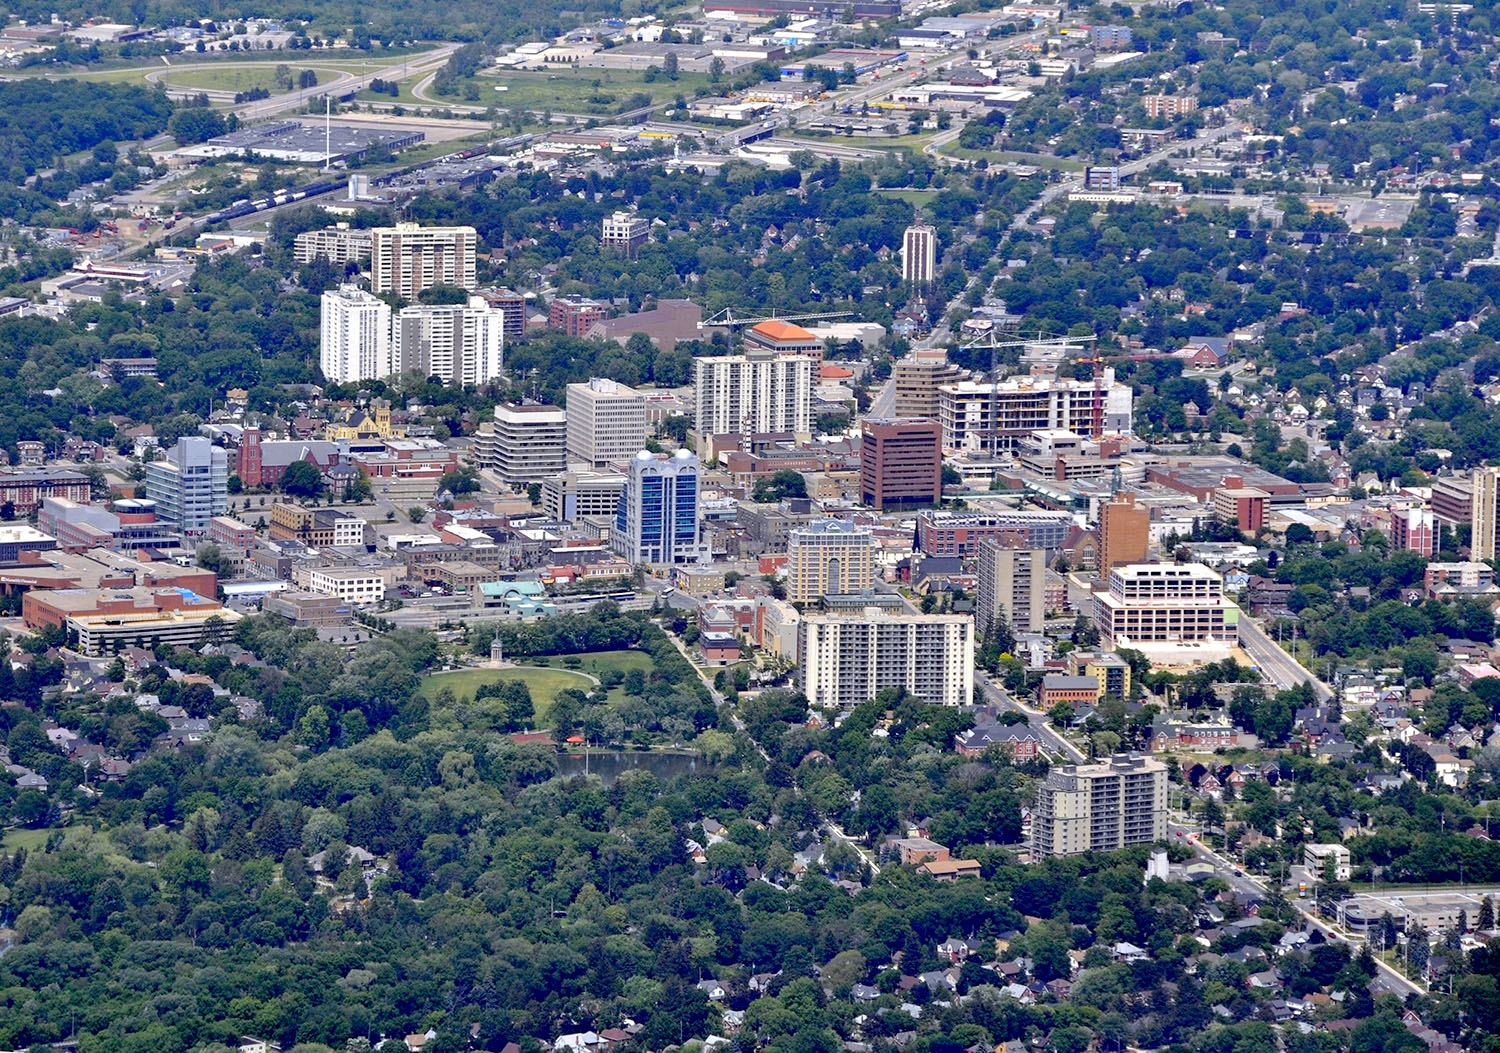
[369,223,478,299]
[938,371,1134,451]
[786,519,876,603]
[901,224,937,287]
[1472,466,1500,562]
[1032,754,1168,857]
[392,297,506,386]
[693,351,813,443]
[799,610,974,707]
[320,285,392,384]
[294,224,373,266]
[566,378,649,467]
[473,403,568,485]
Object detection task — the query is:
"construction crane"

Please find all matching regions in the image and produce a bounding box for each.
[1070,347,1163,439]
[700,307,854,329]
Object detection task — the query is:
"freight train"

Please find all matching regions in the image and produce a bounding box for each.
[204,179,338,224]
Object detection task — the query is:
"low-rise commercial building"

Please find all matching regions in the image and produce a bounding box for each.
[24,586,238,656]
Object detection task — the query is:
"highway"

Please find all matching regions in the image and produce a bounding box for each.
[1237,616,1334,702]
[232,46,461,120]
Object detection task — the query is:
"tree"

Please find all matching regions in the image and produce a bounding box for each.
[197,543,225,576]
[298,69,320,88]
[439,467,481,495]
[663,52,680,80]
[280,460,326,499]
[168,107,228,145]
[1479,895,1495,931]
[752,470,808,503]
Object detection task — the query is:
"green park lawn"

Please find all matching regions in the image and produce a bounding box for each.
[422,650,659,726]
[3,827,54,852]
[421,666,592,726]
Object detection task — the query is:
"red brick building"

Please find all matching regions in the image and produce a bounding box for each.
[1038,674,1101,710]
[860,418,942,510]
[549,297,608,337]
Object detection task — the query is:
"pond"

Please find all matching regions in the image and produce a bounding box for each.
[554,750,708,785]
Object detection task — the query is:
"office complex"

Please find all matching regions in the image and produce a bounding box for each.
[392,297,505,386]
[25,586,238,656]
[601,211,651,258]
[916,508,1075,556]
[892,350,963,418]
[293,224,372,266]
[1472,466,1500,562]
[1032,754,1167,857]
[861,418,943,510]
[1212,486,1268,533]
[1092,562,1238,648]
[472,403,568,485]
[976,541,1046,635]
[613,449,707,565]
[269,504,366,547]
[369,223,478,299]
[566,378,648,467]
[540,468,628,521]
[320,286,392,384]
[901,224,938,287]
[799,610,974,707]
[144,437,228,534]
[1098,492,1150,581]
[938,371,1133,451]
[693,351,813,440]
[786,519,875,603]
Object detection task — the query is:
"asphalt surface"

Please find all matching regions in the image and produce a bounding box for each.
[1237,617,1335,702]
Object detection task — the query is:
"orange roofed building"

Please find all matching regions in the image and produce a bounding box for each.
[745,319,824,365]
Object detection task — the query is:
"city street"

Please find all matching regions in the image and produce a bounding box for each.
[1167,820,1423,999]
[976,673,1087,763]
[1237,617,1334,702]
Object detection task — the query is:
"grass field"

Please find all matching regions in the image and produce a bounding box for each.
[875,188,945,205]
[471,68,713,115]
[527,650,654,676]
[422,665,597,727]
[935,142,1086,171]
[356,78,430,106]
[528,649,656,706]
[3,828,54,852]
[162,65,343,94]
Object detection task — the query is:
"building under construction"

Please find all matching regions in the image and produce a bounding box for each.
[937,369,1134,452]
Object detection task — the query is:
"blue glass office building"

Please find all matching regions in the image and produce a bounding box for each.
[614,449,707,564]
